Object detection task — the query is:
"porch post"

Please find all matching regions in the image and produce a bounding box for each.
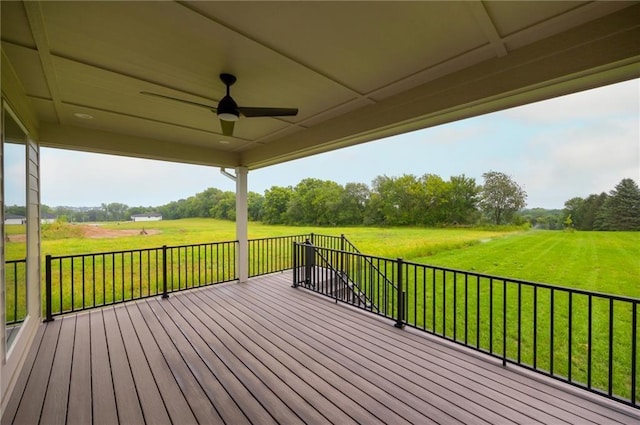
[236,166,249,283]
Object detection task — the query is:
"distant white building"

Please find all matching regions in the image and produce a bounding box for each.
[41,213,56,224]
[4,214,26,225]
[131,212,162,222]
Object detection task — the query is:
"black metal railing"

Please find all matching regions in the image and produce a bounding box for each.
[45,241,237,320]
[294,242,394,319]
[43,234,344,320]
[248,234,309,277]
[293,242,640,408]
[5,259,27,325]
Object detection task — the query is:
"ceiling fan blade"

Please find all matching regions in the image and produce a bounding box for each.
[237,106,298,117]
[220,119,235,137]
[140,91,216,111]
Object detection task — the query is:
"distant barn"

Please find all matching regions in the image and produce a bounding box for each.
[4,214,26,225]
[131,212,162,222]
[41,213,56,224]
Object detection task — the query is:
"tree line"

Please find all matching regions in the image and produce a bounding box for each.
[563,178,640,231]
[31,174,637,230]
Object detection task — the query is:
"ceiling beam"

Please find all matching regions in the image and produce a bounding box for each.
[38,123,240,168]
[23,1,63,124]
[467,2,508,57]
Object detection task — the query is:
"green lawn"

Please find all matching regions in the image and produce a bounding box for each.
[412,230,639,297]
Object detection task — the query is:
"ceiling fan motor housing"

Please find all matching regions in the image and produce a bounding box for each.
[217,95,239,121]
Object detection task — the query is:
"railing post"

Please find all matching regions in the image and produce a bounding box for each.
[395,258,405,328]
[292,241,299,288]
[44,255,53,322]
[304,239,314,286]
[162,245,169,299]
[340,234,345,277]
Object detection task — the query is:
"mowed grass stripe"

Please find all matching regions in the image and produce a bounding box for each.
[415,230,639,297]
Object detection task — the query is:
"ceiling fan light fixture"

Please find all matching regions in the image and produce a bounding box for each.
[218,111,239,122]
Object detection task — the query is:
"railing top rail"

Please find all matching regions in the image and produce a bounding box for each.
[46,239,239,260]
[248,234,309,242]
[294,241,640,304]
[6,258,27,264]
[403,259,640,303]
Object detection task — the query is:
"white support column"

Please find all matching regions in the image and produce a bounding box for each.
[235,166,249,283]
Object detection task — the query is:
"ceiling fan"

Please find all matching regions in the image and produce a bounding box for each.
[141,73,298,137]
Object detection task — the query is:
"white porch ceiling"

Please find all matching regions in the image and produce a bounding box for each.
[2,1,639,170]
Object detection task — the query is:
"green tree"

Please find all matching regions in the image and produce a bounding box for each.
[338,182,370,225]
[564,197,585,229]
[418,174,449,225]
[287,178,344,225]
[479,171,527,225]
[445,174,480,225]
[603,178,640,230]
[209,191,236,220]
[247,192,264,222]
[262,186,293,224]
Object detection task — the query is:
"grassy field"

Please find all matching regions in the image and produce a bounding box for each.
[6,218,639,401]
[413,230,640,297]
[35,218,638,296]
[40,219,523,257]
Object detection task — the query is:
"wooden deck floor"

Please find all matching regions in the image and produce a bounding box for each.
[3,272,639,425]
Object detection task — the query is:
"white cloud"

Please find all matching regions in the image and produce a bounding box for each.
[41,150,235,207]
[501,79,639,124]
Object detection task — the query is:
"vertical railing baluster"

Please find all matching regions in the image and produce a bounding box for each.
[424,268,427,332]
[92,256,96,308]
[632,302,637,406]
[550,288,555,375]
[433,268,436,333]
[45,255,53,322]
[503,279,507,366]
[568,291,573,382]
[534,286,538,369]
[453,271,457,341]
[608,298,614,396]
[518,283,522,364]
[443,270,447,337]
[71,259,75,312]
[490,277,493,354]
[395,258,404,328]
[588,295,592,389]
[464,273,468,345]
[162,245,169,299]
[82,256,86,309]
[121,252,125,301]
[414,266,417,327]
[13,262,18,323]
[476,275,480,349]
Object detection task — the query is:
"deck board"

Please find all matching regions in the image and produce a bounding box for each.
[67,313,92,425]
[102,307,145,425]
[113,305,172,425]
[89,310,118,425]
[247,281,573,423]
[189,287,389,425]
[177,291,358,425]
[134,301,227,425]
[10,318,61,425]
[3,271,639,425]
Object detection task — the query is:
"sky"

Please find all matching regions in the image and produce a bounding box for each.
[17,78,639,210]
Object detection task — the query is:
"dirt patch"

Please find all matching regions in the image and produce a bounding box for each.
[6,234,26,243]
[80,225,161,239]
